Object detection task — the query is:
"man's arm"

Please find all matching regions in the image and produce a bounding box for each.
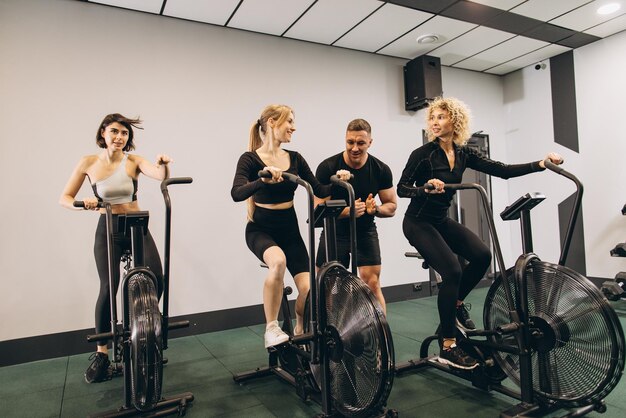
[367,187,397,218]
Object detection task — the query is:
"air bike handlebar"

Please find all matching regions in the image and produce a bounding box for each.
[329,174,354,191]
[258,170,301,185]
[542,160,582,266]
[73,200,108,210]
[161,176,193,192]
[419,182,480,192]
[329,174,357,274]
[160,177,193,348]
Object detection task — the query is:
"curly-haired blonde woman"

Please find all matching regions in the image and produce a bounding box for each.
[397,97,562,370]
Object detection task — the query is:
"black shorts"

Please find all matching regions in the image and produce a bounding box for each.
[315,224,381,268]
[245,206,309,277]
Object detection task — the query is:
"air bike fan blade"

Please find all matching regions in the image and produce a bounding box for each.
[128,273,163,411]
[484,257,625,407]
[309,263,395,417]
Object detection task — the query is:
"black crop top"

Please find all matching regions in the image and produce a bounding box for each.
[397,139,544,222]
[231,150,332,203]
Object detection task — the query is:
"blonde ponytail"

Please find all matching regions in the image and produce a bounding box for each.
[247,120,263,221]
[246,104,294,222]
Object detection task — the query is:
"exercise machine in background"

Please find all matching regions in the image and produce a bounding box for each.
[601,203,626,301]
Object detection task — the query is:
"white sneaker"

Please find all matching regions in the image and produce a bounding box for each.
[264,322,289,348]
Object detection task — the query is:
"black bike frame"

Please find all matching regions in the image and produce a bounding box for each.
[160,177,194,349]
[76,176,194,417]
[329,174,358,274]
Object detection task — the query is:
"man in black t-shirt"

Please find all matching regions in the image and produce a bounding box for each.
[315,119,397,313]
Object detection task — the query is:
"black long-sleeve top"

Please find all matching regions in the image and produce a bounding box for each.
[397,139,544,222]
[231,150,332,203]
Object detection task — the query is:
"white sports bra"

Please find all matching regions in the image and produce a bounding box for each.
[91,154,138,204]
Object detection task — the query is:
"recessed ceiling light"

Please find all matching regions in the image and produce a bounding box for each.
[597,3,621,15]
[416,34,439,44]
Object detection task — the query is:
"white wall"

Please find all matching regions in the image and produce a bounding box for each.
[4,0,621,343]
[502,30,626,279]
[573,31,626,278]
[502,63,559,263]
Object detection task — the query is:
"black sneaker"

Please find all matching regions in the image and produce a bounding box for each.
[84,352,112,383]
[456,303,476,330]
[438,344,479,370]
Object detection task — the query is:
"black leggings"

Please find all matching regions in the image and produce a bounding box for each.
[402,215,491,339]
[93,214,164,336]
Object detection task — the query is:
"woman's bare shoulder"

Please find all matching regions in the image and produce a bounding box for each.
[126,153,146,163]
[77,154,100,169]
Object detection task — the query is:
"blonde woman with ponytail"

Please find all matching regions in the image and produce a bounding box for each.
[231,104,342,348]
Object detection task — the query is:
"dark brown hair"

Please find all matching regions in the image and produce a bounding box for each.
[95,113,143,151]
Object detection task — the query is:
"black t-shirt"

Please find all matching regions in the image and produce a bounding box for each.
[397,138,544,222]
[316,152,393,235]
[231,150,331,203]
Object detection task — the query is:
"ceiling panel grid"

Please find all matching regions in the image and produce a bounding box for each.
[82,0,626,75]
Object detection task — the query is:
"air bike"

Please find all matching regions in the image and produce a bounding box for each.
[396,161,625,417]
[233,171,397,417]
[75,177,194,417]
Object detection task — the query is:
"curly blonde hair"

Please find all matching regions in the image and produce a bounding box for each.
[425,97,471,146]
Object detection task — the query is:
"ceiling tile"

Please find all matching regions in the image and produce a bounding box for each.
[510,0,590,21]
[333,3,432,52]
[584,13,626,37]
[227,0,315,36]
[378,15,476,59]
[442,0,504,24]
[83,0,617,76]
[284,0,382,45]
[453,35,549,71]
[485,43,571,75]
[163,0,240,26]
[550,0,625,31]
[430,26,515,65]
[89,0,163,14]
[466,0,526,11]
[385,0,459,14]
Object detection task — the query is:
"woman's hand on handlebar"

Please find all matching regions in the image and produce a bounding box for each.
[81,197,100,210]
[425,178,445,194]
[539,152,564,168]
[156,154,173,166]
[82,198,100,210]
[261,166,284,184]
